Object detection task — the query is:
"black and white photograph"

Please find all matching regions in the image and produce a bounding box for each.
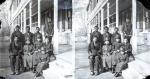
[75,0,150,79]
[0,0,150,79]
[0,0,73,79]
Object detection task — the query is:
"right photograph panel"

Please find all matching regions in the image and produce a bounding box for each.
[74,0,150,79]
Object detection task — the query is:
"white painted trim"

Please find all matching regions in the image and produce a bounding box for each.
[131,0,137,54]
[11,0,31,24]
[53,0,58,54]
[38,0,41,28]
[87,0,108,23]
[107,2,109,27]
[116,0,119,27]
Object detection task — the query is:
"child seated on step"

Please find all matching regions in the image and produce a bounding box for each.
[122,37,135,62]
[114,46,129,77]
[32,37,43,73]
[102,40,113,72]
[35,47,50,77]
[23,38,34,71]
[112,38,122,73]
[43,36,56,60]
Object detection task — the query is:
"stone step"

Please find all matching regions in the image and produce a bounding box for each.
[122,52,150,79]
[122,68,144,79]
[135,52,150,64]
[128,59,150,76]
[43,54,74,79]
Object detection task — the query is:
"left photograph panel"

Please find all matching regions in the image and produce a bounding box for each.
[0,0,74,79]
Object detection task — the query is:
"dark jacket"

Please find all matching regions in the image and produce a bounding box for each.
[88,42,102,56]
[90,31,103,44]
[11,31,25,45]
[34,32,43,43]
[38,53,50,64]
[102,45,113,55]
[112,42,122,51]
[111,32,121,43]
[122,43,132,54]
[9,42,23,56]
[43,43,53,53]
[103,32,112,44]
[23,44,34,55]
[24,32,34,44]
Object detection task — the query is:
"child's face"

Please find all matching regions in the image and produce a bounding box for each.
[45,38,49,43]
[41,47,45,54]
[105,41,109,45]
[94,27,98,31]
[124,39,128,43]
[116,38,120,42]
[93,37,97,43]
[37,38,41,42]
[41,50,45,54]
[120,47,124,54]
[14,37,18,42]
[26,40,30,44]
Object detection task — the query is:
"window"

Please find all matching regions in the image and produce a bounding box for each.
[32,0,38,28]
[137,1,150,32]
[26,4,30,27]
[98,11,101,29]
[21,11,24,32]
[109,0,116,33]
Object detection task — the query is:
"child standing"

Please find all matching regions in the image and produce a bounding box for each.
[114,46,129,77]
[35,47,50,77]
[43,36,56,60]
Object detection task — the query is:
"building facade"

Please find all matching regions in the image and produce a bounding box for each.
[9,0,72,53]
[86,0,150,53]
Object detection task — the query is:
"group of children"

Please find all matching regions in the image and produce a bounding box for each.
[88,26,135,77]
[9,26,56,77]
[103,37,134,77]
[23,36,55,77]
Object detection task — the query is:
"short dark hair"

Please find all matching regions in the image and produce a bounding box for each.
[26,26,30,29]
[104,26,109,30]
[36,27,40,29]
[115,27,119,30]
[45,36,49,39]
[16,25,20,29]
[94,25,98,28]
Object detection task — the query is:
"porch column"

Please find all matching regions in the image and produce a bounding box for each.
[131,0,137,54]
[24,8,26,33]
[107,2,110,27]
[21,12,22,32]
[53,0,59,54]
[59,10,63,32]
[98,11,101,31]
[101,9,104,33]
[116,0,119,27]
[29,2,32,29]
[65,9,68,31]
[38,0,41,28]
